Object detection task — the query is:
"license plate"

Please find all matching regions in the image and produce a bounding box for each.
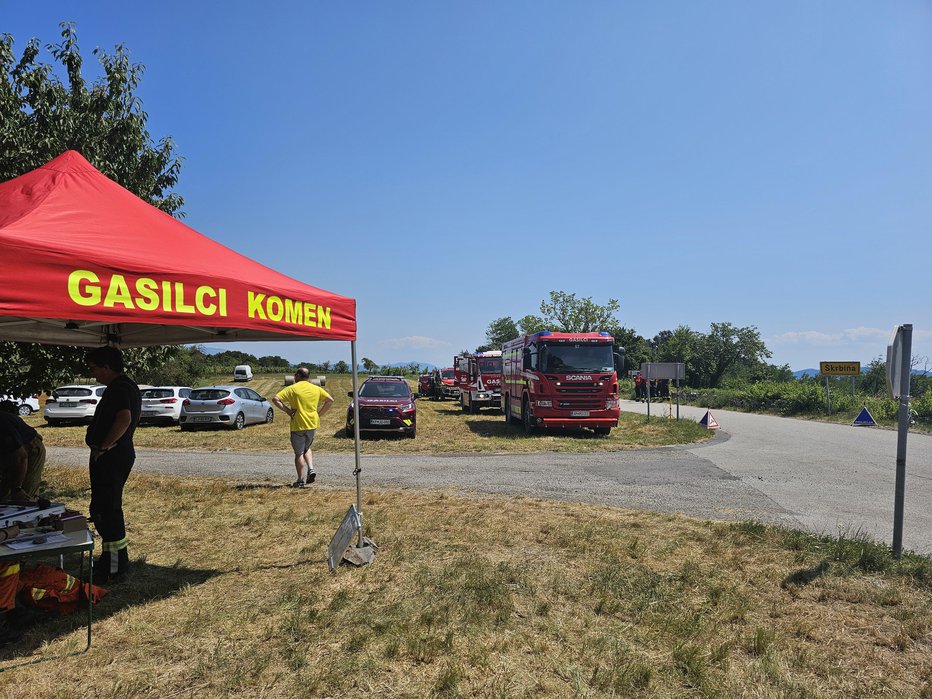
[571,410,590,417]
[193,416,212,423]
[370,419,391,426]
[142,410,157,415]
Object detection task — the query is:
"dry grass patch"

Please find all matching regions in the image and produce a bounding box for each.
[31,374,712,454]
[0,467,930,697]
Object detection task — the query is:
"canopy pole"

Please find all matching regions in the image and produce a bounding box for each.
[351,340,363,546]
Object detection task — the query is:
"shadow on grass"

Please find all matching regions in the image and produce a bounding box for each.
[0,560,221,660]
[781,561,829,588]
[465,420,606,440]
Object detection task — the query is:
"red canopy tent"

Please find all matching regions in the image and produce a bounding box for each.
[0,151,367,548]
[0,150,355,347]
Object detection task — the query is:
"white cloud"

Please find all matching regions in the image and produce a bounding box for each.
[771,327,895,346]
[379,335,450,350]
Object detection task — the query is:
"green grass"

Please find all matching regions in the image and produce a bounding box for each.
[1,467,929,697]
[30,373,713,454]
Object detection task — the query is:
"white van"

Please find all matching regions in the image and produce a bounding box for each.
[233,365,253,382]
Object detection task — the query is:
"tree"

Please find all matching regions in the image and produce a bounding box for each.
[612,327,650,375]
[1,23,183,212]
[485,317,519,348]
[538,291,620,333]
[333,360,349,374]
[700,322,771,388]
[361,357,378,373]
[0,23,185,395]
[517,314,547,335]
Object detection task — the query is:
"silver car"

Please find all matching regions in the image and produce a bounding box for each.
[44,385,106,424]
[179,385,274,431]
[140,386,193,425]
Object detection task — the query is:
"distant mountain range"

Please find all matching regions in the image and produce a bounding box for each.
[793,367,929,379]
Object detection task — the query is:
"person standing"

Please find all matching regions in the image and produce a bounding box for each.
[85,346,141,583]
[272,368,334,488]
[0,400,45,503]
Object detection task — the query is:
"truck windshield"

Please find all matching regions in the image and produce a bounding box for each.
[539,343,614,373]
[478,357,502,374]
[441,369,455,380]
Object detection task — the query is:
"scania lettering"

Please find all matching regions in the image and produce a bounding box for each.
[501,331,624,436]
[454,350,503,414]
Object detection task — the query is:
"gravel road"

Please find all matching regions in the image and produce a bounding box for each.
[47,400,932,554]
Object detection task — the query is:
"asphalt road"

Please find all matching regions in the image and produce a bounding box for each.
[47,400,932,555]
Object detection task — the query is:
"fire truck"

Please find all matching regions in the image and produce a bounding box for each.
[453,350,503,414]
[501,331,624,435]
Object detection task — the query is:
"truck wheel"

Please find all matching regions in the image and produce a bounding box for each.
[504,396,512,426]
[461,396,469,413]
[593,427,611,436]
[522,398,535,436]
[470,401,479,415]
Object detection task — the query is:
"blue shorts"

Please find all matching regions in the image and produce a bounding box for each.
[290,430,316,456]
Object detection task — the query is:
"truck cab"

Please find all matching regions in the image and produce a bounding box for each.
[455,351,503,414]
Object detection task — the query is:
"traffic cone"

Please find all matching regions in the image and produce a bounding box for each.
[698,409,719,429]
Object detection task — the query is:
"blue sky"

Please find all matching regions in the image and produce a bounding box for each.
[5,2,931,370]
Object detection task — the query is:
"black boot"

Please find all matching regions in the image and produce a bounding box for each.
[93,548,131,584]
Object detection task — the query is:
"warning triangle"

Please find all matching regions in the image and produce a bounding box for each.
[852,406,877,427]
[698,409,719,429]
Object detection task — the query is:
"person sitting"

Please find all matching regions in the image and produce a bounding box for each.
[0,400,46,503]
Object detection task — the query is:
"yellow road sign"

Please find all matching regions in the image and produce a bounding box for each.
[819,361,861,376]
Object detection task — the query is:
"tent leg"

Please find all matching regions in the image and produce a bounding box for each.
[351,341,363,546]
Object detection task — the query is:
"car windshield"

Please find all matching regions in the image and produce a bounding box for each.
[190,389,231,401]
[54,387,93,397]
[359,382,409,398]
[441,370,454,380]
[142,389,174,399]
[478,357,502,374]
[539,343,615,373]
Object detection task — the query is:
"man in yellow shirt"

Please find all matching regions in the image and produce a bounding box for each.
[272,368,334,488]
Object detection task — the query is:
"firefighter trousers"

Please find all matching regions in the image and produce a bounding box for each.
[89,448,134,576]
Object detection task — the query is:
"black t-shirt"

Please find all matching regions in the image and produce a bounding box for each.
[85,375,141,451]
[0,412,38,454]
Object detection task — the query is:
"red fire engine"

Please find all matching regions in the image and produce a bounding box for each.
[501,331,623,435]
[453,350,503,413]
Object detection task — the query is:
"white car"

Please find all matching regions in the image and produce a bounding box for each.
[0,394,41,417]
[140,386,192,424]
[44,385,106,425]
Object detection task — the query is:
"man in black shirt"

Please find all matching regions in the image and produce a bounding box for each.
[0,401,45,502]
[85,347,141,583]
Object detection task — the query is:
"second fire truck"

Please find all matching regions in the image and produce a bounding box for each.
[453,350,503,413]
[501,330,624,435]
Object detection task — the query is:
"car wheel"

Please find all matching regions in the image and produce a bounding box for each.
[522,397,535,436]
[180,424,195,432]
[265,408,274,424]
[593,427,611,436]
[344,425,354,438]
[406,427,416,439]
[233,412,246,430]
[17,404,32,416]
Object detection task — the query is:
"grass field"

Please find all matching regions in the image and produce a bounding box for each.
[28,374,712,454]
[0,467,929,697]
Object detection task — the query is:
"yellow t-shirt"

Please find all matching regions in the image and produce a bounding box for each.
[276,382,332,431]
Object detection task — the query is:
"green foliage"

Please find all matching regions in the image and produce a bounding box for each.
[538,291,621,333]
[136,346,210,387]
[0,22,183,213]
[484,316,518,347]
[0,22,185,394]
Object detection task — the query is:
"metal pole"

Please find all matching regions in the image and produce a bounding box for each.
[824,376,831,414]
[676,377,680,420]
[351,341,363,546]
[645,363,651,421]
[892,324,913,558]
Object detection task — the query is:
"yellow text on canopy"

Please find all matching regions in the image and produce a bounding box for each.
[68,270,228,317]
[247,291,331,329]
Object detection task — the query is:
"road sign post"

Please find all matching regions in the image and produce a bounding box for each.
[886,325,913,558]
